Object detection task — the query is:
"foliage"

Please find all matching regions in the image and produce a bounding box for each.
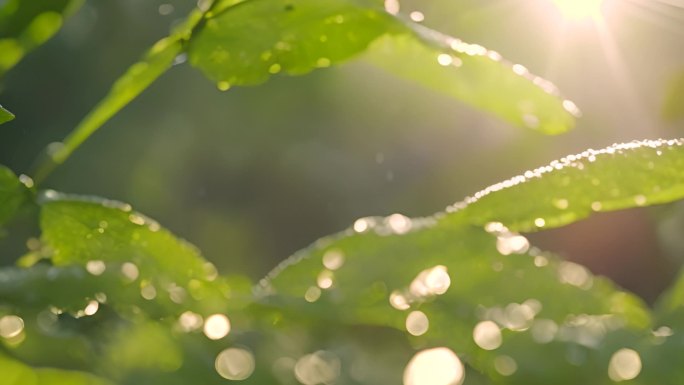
[0,1,683,385]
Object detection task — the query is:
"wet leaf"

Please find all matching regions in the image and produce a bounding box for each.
[188,0,575,133]
[0,104,15,124]
[37,192,246,314]
[456,139,684,232]
[188,0,398,87]
[363,30,576,134]
[257,139,684,383]
[0,0,83,77]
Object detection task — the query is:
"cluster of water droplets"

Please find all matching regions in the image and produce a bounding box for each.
[448,139,683,214]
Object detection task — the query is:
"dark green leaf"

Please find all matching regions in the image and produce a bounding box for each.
[0,0,83,77]
[0,104,15,124]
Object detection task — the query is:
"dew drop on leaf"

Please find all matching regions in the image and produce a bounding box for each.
[403,347,465,385]
[608,348,642,382]
[406,310,429,336]
[0,315,24,338]
[494,355,518,376]
[473,321,502,350]
[203,314,231,340]
[294,351,341,385]
[215,348,255,380]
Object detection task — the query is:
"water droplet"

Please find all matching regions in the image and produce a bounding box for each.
[608,348,641,381]
[437,54,453,66]
[553,198,569,209]
[387,213,412,234]
[121,262,139,281]
[83,300,99,316]
[167,283,187,304]
[534,218,546,227]
[322,249,345,270]
[129,214,146,226]
[384,0,400,14]
[403,347,465,385]
[353,218,373,233]
[409,11,425,22]
[562,99,582,117]
[534,256,548,267]
[653,326,673,338]
[485,222,506,233]
[317,270,334,289]
[0,315,24,338]
[216,348,255,380]
[591,201,603,211]
[178,311,203,332]
[494,355,517,376]
[86,260,106,276]
[558,261,592,289]
[295,351,341,385]
[406,311,429,336]
[217,81,231,91]
[390,290,410,310]
[204,314,231,340]
[531,319,558,343]
[410,265,451,297]
[496,234,530,255]
[512,64,528,76]
[634,195,647,206]
[473,321,502,350]
[140,281,157,300]
[304,286,322,302]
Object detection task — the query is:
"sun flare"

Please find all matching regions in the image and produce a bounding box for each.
[551,0,605,20]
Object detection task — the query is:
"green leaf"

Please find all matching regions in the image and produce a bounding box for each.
[188,0,576,133]
[0,0,83,77]
[455,138,684,232]
[40,192,213,278]
[0,104,15,124]
[363,30,577,134]
[188,0,399,87]
[257,139,684,383]
[0,164,29,227]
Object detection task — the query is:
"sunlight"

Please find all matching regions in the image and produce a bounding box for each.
[551,0,605,20]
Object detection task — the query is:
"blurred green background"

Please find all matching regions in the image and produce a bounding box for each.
[1,0,683,301]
